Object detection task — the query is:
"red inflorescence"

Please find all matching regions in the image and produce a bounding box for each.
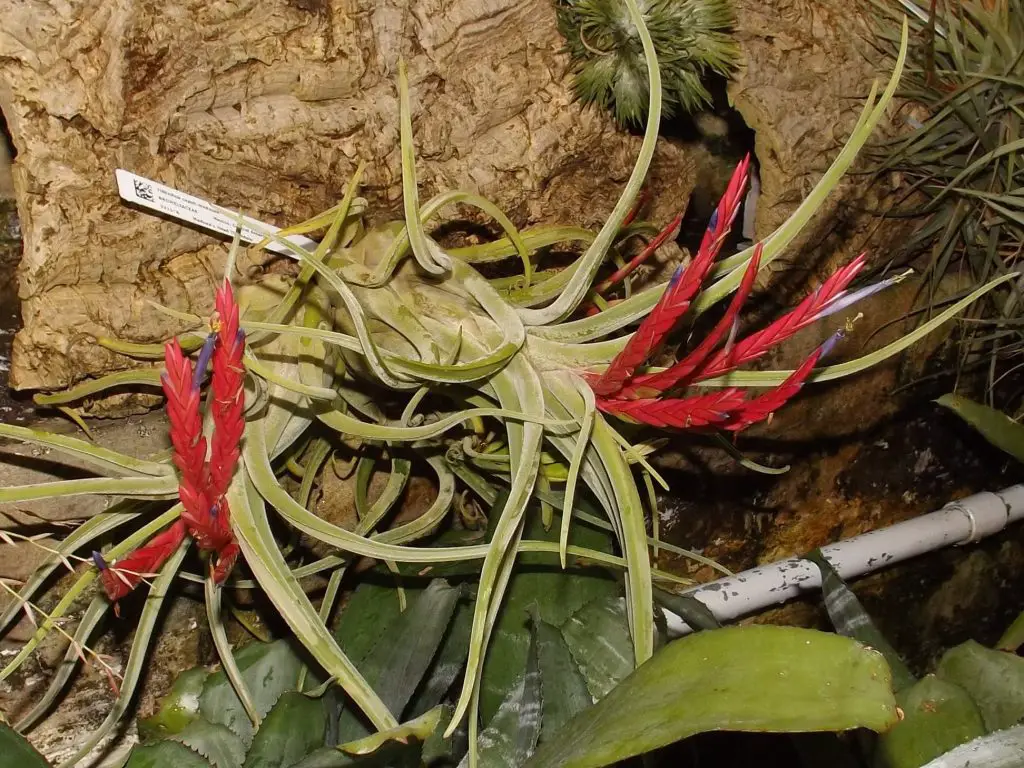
[588,155,751,398]
[587,155,871,436]
[95,281,246,608]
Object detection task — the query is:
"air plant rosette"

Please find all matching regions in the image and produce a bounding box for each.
[554,0,740,126]
[0,6,1012,766]
[866,0,1024,399]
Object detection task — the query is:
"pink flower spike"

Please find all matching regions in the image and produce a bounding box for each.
[691,253,868,382]
[814,268,913,321]
[591,210,684,297]
[597,388,748,430]
[723,328,845,432]
[618,242,763,399]
[589,157,751,397]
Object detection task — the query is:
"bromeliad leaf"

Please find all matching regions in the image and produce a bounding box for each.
[919,725,1024,768]
[935,394,1024,463]
[242,692,327,768]
[997,610,1024,653]
[0,721,52,768]
[405,600,473,720]
[524,625,899,768]
[457,624,542,768]
[808,549,916,692]
[531,614,591,744]
[335,580,463,742]
[171,719,248,768]
[479,507,618,721]
[199,640,305,747]
[139,667,211,739]
[559,595,635,701]
[877,675,986,768]
[125,740,214,768]
[935,640,1024,732]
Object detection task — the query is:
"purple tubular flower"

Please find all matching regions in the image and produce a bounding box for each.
[819,328,846,358]
[192,333,218,390]
[92,551,109,571]
[707,209,719,232]
[814,270,912,321]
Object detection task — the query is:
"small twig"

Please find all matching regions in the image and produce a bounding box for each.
[0,580,123,695]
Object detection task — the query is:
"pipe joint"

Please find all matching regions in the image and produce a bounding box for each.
[948,491,1010,544]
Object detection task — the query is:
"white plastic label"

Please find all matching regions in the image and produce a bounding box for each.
[114,169,319,256]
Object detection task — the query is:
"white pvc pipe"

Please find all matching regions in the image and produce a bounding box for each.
[665,485,1024,637]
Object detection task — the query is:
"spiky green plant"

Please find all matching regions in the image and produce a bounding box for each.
[0,8,1007,765]
[555,0,740,125]
[867,0,1024,397]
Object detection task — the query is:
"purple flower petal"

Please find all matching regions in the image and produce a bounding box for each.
[707,209,719,232]
[819,328,846,358]
[192,333,217,390]
[815,270,913,321]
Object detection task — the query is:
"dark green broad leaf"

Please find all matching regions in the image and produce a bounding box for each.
[0,721,52,768]
[877,675,986,768]
[808,550,916,693]
[532,614,591,744]
[335,580,462,742]
[171,719,247,768]
[124,740,214,768]
[244,691,327,768]
[199,640,305,747]
[936,394,1024,463]
[421,705,467,766]
[138,667,211,740]
[406,600,473,720]
[936,640,1024,732]
[480,507,619,721]
[919,724,1024,768]
[458,622,543,768]
[524,625,900,768]
[559,595,635,700]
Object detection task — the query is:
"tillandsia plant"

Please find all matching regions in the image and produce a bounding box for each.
[92,282,245,609]
[0,3,1014,765]
[866,0,1024,396]
[554,0,740,125]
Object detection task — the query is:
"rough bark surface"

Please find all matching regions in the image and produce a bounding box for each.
[0,0,698,392]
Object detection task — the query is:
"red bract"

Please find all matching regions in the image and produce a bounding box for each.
[587,155,873,436]
[719,331,842,432]
[620,243,763,400]
[95,521,187,610]
[96,281,246,607]
[588,154,751,397]
[597,388,748,429]
[689,253,866,383]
